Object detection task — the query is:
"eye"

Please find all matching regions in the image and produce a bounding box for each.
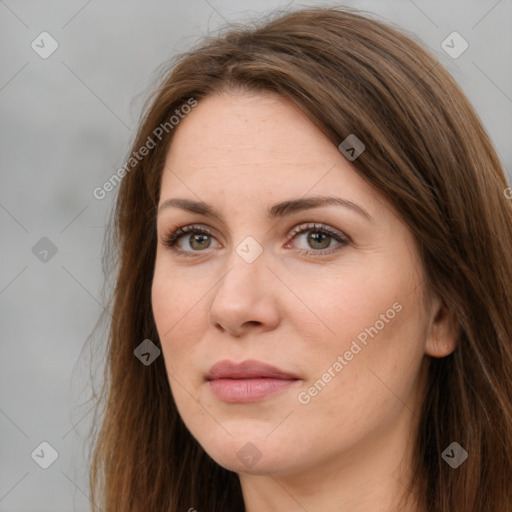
[162,224,219,256]
[161,222,349,257]
[284,222,349,257]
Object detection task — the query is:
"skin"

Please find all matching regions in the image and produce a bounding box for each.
[151,89,458,512]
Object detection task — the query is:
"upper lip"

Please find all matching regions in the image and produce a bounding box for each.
[206,359,300,380]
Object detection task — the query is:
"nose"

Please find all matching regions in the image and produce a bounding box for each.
[208,246,281,337]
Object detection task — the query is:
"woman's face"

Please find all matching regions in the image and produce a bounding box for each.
[152,90,444,480]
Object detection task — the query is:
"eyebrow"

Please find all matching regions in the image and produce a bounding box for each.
[158,195,373,222]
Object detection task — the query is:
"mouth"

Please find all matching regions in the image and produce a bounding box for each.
[206,359,301,403]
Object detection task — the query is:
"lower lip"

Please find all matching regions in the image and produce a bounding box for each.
[208,378,299,402]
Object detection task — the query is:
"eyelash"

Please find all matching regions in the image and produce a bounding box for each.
[161,222,349,258]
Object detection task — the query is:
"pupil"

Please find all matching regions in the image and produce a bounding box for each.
[309,232,330,249]
[191,234,210,249]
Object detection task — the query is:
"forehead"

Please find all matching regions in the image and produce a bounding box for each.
[162,91,358,192]
[169,91,331,159]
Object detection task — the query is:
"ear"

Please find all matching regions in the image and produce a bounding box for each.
[424,293,460,358]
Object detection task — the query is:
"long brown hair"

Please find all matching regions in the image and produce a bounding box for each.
[87,5,512,511]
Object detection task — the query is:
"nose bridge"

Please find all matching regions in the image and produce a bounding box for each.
[216,234,267,299]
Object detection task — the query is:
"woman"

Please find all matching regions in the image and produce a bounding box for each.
[88,5,512,511]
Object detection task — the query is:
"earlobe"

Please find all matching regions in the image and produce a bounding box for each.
[424,295,460,358]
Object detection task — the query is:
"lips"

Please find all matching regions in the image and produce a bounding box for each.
[206,359,300,380]
[206,359,300,403]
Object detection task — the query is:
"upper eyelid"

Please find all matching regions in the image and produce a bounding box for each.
[290,222,346,236]
[163,222,349,247]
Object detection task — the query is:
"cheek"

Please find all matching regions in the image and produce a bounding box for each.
[151,270,209,429]
[293,265,427,422]
[289,307,426,464]
[151,266,200,371]
[151,269,175,347]
[288,260,403,343]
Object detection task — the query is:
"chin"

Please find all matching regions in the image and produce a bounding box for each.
[194,429,303,475]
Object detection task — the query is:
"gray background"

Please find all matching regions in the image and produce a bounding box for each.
[1,0,511,510]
